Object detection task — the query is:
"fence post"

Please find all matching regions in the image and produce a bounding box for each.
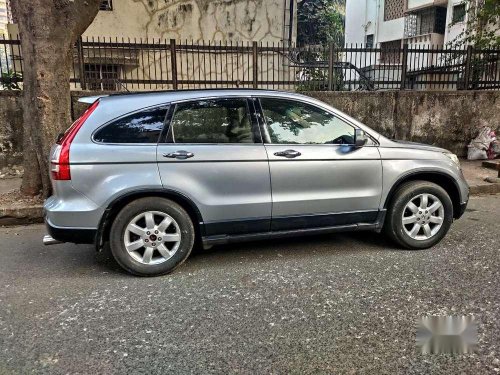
[463,45,473,90]
[328,42,335,91]
[399,43,408,90]
[252,41,258,89]
[76,36,86,90]
[170,39,178,90]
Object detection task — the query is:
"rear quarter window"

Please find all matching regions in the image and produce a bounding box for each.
[93,105,169,143]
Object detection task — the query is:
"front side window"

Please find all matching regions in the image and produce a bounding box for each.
[170,98,256,144]
[260,98,355,145]
[94,105,168,143]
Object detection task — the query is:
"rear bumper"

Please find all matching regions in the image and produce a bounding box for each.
[45,218,97,244]
[43,190,101,244]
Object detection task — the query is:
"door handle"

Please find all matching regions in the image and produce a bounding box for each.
[274,149,301,158]
[163,150,194,160]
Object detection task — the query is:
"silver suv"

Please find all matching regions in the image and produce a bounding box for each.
[44,90,469,276]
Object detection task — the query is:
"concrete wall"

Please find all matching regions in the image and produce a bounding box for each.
[1,91,499,170]
[306,91,500,156]
[65,0,297,92]
[84,0,296,42]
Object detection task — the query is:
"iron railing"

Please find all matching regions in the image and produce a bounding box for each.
[1,35,499,92]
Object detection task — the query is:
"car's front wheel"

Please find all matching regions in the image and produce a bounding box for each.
[109,197,195,276]
[385,181,453,249]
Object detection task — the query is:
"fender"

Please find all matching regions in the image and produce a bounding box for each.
[382,168,463,217]
[94,188,205,251]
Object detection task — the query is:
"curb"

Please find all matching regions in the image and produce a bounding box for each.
[1,185,500,226]
[469,183,500,195]
[0,205,44,226]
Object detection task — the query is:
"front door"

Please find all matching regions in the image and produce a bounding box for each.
[157,97,272,236]
[257,97,383,231]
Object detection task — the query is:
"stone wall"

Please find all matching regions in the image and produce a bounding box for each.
[1,91,499,170]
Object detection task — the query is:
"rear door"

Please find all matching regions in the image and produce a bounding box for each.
[257,96,383,231]
[70,104,168,221]
[156,97,272,237]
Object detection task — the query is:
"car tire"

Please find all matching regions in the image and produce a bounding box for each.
[384,181,453,250]
[109,197,195,276]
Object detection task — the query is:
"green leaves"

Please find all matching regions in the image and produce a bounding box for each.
[297,0,345,46]
[0,71,22,90]
[447,0,500,49]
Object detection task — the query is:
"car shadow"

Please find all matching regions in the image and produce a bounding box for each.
[187,230,398,263]
[42,231,403,277]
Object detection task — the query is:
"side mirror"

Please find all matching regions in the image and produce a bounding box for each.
[354,129,368,147]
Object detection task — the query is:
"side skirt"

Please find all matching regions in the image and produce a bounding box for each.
[202,222,381,248]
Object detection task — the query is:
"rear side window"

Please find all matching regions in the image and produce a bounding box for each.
[170,98,257,144]
[94,105,169,143]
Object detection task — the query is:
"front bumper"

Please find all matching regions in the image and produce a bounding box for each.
[456,200,468,220]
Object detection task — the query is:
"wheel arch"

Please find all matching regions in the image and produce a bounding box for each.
[383,171,462,219]
[95,189,204,251]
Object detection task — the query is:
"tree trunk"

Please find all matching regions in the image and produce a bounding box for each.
[11,0,100,197]
[18,39,74,196]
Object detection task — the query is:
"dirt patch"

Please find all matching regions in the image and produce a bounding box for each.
[0,188,43,208]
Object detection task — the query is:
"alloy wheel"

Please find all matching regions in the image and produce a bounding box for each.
[123,211,181,265]
[401,193,444,241]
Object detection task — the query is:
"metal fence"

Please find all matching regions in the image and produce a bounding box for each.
[1,35,499,92]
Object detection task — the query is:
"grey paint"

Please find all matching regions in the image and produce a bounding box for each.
[44,89,469,238]
[156,144,272,223]
[265,145,382,216]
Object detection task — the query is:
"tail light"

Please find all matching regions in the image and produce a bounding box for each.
[51,100,99,180]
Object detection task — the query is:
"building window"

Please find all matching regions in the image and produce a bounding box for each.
[99,0,113,11]
[384,0,405,21]
[452,3,466,23]
[380,40,401,63]
[84,64,121,91]
[404,7,447,38]
[366,34,374,48]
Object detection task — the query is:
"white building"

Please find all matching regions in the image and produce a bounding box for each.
[343,0,472,89]
[0,0,9,36]
[345,0,469,50]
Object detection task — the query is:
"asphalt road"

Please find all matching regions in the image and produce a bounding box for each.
[0,195,499,374]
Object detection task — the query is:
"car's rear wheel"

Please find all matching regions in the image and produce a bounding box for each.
[385,181,453,249]
[110,197,195,276]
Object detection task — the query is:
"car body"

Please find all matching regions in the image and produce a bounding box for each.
[44,89,469,276]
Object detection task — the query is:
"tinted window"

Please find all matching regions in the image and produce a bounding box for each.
[94,106,168,143]
[171,99,255,144]
[260,98,355,145]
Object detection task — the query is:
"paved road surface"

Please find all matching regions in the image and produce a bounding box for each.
[1,195,499,374]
